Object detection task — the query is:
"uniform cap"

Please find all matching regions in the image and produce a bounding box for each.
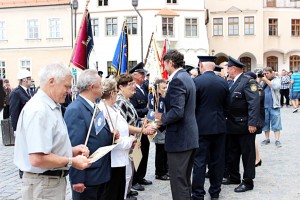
[226,56,245,68]
[129,62,147,74]
[197,56,216,63]
[214,65,223,72]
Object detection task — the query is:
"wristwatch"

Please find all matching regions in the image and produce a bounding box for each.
[67,157,72,168]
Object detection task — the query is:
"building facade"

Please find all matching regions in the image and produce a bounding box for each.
[205,0,300,73]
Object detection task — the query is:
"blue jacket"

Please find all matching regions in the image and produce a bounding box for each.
[64,96,112,186]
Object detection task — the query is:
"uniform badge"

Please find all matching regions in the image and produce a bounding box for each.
[250,84,257,92]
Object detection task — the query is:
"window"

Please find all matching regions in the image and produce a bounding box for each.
[0,21,6,40]
[240,57,251,72]
[228,17,239,36]
[213,18,223,36]
[185,18,197,37]
[129,61,137,70]
[291,19,300,37]
[290,55,300,72]
[126,17,137,35]
[267,56,278,71]
[0,61,6,79]
[162,17,174,36]
[244,16,254,35]
[269,18,278,36]
[27,19,39,39]
[20,59,31,72]
[98,0,108,6]
[48,18,61,38]
[106,18,117,36]
[167,0,177,3]
[266,0,276,7]
[91,18,99,37]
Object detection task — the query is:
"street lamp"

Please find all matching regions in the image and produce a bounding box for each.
[132,0,143,62]
[211,49,215,56]
[73,0,78,38]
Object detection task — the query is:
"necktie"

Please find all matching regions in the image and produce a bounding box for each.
[26,89,31,97]
[229,80,234,89]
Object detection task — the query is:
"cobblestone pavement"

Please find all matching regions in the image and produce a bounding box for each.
[1,107,300,200]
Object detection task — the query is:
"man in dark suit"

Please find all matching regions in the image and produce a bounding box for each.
[129,62,152,191]
[9,69,32,132]
[155,49,198,200]
[192,56,230,200]
[64,69,113,200]
[222,56,260,193]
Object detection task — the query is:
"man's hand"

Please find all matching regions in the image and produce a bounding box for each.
[72,155,91,170]
[130,135,137,149]
[261,76,268,82]
[154,112,163,121]
[142,124,157,135]
[248,126,257,134]
[73,145,89,157]
[73,183,86,193]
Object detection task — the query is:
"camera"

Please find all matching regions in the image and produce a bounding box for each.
[254,68,264,78]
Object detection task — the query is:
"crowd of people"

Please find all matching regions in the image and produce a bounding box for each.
[1,49,300,200]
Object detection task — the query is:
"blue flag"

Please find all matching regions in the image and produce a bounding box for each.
[111,22,128,75]
[94,109,105,135]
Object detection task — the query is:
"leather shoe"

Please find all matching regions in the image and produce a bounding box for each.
[126,194,137,200]
[132,183,145,191]
[222,178,241,185]
[129,190,138,196]
[211,198,219,200]
[155,175,170,180]
[139,179,152,185]
[234,182,253,193]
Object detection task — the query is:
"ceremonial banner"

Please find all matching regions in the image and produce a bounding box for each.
[160,38,170,80]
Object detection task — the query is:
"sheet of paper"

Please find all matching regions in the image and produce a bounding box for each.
[89,144,117,163]
[131,141,143,171]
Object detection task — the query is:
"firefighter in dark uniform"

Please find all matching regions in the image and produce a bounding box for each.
[129,62,152,191]
[222,56,261,193]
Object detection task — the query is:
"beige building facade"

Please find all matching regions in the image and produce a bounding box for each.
[0,0,73,87]
[205,0,300,73]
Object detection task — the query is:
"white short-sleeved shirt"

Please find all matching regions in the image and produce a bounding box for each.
[14,90,73,173]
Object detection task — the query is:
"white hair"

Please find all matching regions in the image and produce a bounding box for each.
[77,69,99,93]
[39,63,72,87]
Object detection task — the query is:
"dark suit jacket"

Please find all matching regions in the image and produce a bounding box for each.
[64,96,112,186]
[130,85,148,118]
[9,85,31,131]
[194,71,230,135]
[226,74,260,134]
[162,69,199,152]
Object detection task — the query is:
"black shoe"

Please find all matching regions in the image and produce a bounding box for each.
[126,194,137,200]
[155,175,170,180]
[211,198,219,200]
[234,182,253,193]
[132,183,145,191]
[222,178,241,185]
[129,190,138,196]
[255,159,262,167]
[139,178,152,185]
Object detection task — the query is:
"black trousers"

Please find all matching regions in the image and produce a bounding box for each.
[227,134,256,187]
[133,134,149,184]
[280,88,290,106]
[72,182,106,200]
[168,149,196,200]
[192,134,225,200]
[101,166,126,200]
[3,105,9,119]
[155,143,168,176]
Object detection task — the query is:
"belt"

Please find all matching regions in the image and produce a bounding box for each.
[40,170,69,177]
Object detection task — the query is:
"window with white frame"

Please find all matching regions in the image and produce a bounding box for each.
[228,17,239,36]
[162,17,174,37]
[91,18,99,37]
[20,59,31,72]
[0,61,6,79]
[106,17,117,36]
[185,18,198,37]
[244,16,254,35]
[48,18,61,38]
[213,18,223,36]
[167,0,177,4]
[126,17,137,35]
[27,19,39,39]
[0,21,6,40]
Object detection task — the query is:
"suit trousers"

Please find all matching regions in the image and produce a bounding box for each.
[280,88,290,106]
[22,172,67,200]
[72,182,106,200]
[192,134,225,200]
[3,105,9,119]
[168,149,196,200]
[227,133,256,187]
[133,134,150,184]
[155,143,168,176]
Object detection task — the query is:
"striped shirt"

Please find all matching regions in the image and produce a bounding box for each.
[114,93,138,127]
[280,75,290,89]
[291,72,300,92]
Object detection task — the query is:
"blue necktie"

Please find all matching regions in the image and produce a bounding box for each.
[229,80,234,89]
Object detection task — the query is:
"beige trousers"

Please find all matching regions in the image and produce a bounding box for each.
[22,172,67,200]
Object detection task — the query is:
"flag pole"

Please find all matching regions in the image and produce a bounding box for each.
[69,0,90,68]
[144,32,154,66]
[84,103,97,147]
